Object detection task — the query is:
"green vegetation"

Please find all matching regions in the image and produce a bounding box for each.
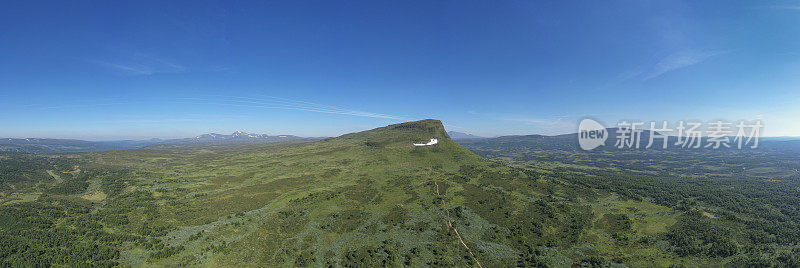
[1,120,799,266]
[462,134,800,266]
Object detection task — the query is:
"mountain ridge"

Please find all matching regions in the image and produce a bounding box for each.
[0,131,315,154]
[447,131,485,140]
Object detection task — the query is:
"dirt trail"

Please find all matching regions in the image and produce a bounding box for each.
[434,181,483,268]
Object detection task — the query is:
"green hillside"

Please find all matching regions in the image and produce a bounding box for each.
[5,119,795,267]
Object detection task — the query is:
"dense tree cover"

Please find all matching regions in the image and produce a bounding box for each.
[666,211,738,257]
[455,166,593,249]
[0,152,181,267]
[462,137,800,265]
[0,153,51,182]
[0,195,135,267]
[545,167,800,245]
[0,193,181,267]
[46,172,89,195]
[0,152,75,195]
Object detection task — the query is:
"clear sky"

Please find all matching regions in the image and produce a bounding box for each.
[2,1,799,140]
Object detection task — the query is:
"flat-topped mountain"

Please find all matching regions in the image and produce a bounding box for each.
[4,120,800,267]
[0,119,589,267]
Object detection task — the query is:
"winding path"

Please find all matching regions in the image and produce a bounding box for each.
[434,181,483,268]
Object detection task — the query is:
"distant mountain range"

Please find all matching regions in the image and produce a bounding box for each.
[0,138,159,154]
[0,131,318,154]
[446,131,486,140]
[457,128,800,152]
[762,136,800,141]
[3,128,798,154]
[196,131,269,140]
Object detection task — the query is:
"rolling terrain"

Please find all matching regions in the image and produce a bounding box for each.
[459,132,800,266]
[2,120,799,266]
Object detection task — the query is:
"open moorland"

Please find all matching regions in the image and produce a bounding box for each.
[2,120,800,267]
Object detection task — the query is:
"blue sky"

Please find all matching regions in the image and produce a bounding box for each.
[1,0,799,140]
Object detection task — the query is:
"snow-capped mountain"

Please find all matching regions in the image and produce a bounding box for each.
[231,131,269,139]
[196,131,263,140]
[195,133,226,140]
[193,131,302,142]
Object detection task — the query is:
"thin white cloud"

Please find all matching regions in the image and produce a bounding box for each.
[89,60,153,75]
[89,53,187,75]
[642,50,731,81]
[94,118,202,124]
[133,53,187,72]
[598,69,643,90]
[174,95,409,121]
[19,94,407,121]
[766,6,800,11]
